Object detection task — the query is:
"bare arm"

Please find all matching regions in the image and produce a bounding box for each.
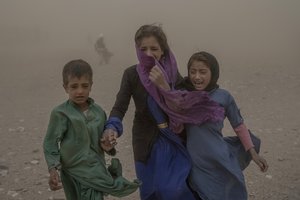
[248,147,269,172]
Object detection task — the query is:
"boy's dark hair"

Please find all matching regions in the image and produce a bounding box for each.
[62,59,93,85]
[134,24,170,55]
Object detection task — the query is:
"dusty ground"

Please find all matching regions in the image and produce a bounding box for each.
[0,1,299,200]
[0,47,299,200]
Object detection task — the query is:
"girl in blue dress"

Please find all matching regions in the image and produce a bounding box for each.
[149,51,268,200]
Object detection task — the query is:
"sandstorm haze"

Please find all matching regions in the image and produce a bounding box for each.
[0,0,299,70]
[0,1,300,200]
[0,0,299,115]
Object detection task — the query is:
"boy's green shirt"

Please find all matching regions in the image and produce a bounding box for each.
[43,98,139,198]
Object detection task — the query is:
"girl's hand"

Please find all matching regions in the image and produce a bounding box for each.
[48,168,62,191]
[100,129,118,152]
[149,65,170,90]
[249,148,269,172]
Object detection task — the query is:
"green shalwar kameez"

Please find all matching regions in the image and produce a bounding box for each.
[43,98,139,200]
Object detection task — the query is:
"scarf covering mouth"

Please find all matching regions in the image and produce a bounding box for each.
[136,47,224,133]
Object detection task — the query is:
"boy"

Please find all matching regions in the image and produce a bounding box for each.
[43,59,139,200]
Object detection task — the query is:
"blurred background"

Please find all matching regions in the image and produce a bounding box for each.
[0,1,299,199]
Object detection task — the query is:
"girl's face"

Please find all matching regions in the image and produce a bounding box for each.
[189,60,212,91]
[139,36,164,60]
[64,75,92,110]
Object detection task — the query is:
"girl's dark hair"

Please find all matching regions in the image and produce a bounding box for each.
[134,24,170,54]
[62,59,93,85]
[187,51,220,91]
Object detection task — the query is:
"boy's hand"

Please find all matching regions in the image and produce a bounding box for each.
[249,148,269,172]
[48,168,62,191]
[100,129,118,152]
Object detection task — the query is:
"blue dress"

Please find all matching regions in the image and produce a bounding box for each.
[134,96,196,200]
[186,88,260,200]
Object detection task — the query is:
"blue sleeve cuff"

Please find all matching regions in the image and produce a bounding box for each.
[105,117,123,137]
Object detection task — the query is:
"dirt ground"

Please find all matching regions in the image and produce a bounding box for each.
[0,1,299,200]
[0,46,299,200]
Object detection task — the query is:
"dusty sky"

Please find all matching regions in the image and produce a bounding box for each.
[0,0,299,73]
[0,3,299,199]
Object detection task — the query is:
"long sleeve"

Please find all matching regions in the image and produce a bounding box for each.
[43,109,67,170]
[225,93,254,151]
[105,117,123,136]
[109,67,133,120]
[234,123,254,151]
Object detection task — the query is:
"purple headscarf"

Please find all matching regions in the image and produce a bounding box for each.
[136,47,224,133]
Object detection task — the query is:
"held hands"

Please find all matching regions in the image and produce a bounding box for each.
[48,168,62,191]
[249,148,269,172]
[100,129,118,152]
[149,65,170,90]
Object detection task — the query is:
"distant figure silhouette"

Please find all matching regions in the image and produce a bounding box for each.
[95,34,113,65]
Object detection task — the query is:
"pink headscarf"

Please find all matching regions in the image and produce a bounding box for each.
[136,47,225,133]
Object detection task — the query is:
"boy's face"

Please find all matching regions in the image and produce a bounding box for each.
[64,75,92,109]
[189,61,212,91]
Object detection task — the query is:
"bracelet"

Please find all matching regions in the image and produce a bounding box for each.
[157,122,168,129]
